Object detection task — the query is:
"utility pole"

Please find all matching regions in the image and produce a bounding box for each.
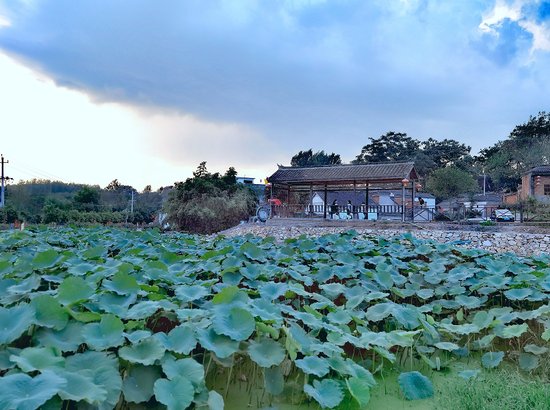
[1,155,8,208]
[130,191,135,213]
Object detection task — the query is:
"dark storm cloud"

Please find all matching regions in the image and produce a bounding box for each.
[1,0,550,161]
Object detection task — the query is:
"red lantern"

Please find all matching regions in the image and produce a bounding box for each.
[402,178,409,185]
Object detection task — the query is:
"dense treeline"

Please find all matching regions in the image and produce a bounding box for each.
[292,112,550,200]
[0,178,169,225]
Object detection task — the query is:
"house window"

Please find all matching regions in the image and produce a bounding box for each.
[545,185,550,195]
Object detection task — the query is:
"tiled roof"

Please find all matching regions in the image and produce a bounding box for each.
[267,162,418,184]
[526,165,550,175]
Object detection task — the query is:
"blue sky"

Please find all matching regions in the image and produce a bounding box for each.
[1,0,550,189]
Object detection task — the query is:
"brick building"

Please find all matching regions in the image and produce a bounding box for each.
[518,165,550,201]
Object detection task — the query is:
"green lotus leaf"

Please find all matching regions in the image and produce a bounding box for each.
[501,323,529,339]
[248,338,286,368]
[65,351,122,409]
[82,314,125,350]
[174,285,209,302]
[519,353,539,371]
[365,303,394,322]
[259,282,288,300]
[484,276,511,289]
[524,344,549,355]
[67,261,98,276]
[32,249,62,269]
[473,334,496,350]
[482,351,504,368]
[241,243,267,262]
[30,294,69,330]
[160,251,182,265]
[0,347,21,370]
[374,268,394,289]
[472,311,494,330]
[392,306,421,329]
[440,323,479,335]
[196,390,224,410]
[102,271,140,295]
[304,379,344,409]
[122,364,162,403]
[196,328,240,359]
[416,289,434,299]
[57,370,108,403]
[35,321,85,352]
[119,337,166,365]
[504,288,533,301]
[264,367,284,396]
[454,295,482,309]
[124,330,152,344]
[435,342,460,351]
[212,307,255,341]
[7,274,41,295]
[294,356,329,377]
[154,325,197,355]
[323,311,349,326]
[0,371,66,410]
[10,346,65,373]
[82,246,107,260]
[250,298,282,322]
[154,376,195,410]
[398,371,434,400]
[457,369,480,380]
[125,301,161,320]
[0,303,35,345]
[346,377,371,407]
[57,276,95,306]
[211,285,244,305]
[162,356,204,388]
[349,363,377,387]
[319,283,346,299]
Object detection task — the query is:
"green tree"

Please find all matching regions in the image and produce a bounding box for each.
[425,167,478,201]
[477,112,550,191]
[73,186,101,206]
[291,150,342,167]
[353,132,419,164]
[164,162,256,234]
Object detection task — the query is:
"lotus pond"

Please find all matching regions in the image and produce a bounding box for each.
[1,226,550,410]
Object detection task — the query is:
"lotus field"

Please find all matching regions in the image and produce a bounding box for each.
[2,227,550,409]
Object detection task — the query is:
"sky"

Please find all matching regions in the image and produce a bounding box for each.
[1,0,550,190]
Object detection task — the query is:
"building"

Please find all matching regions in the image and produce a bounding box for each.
[518,165,550,202]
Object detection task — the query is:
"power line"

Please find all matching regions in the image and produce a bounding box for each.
[9,159,75,183]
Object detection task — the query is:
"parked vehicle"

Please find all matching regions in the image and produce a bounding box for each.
[490,209,515,222]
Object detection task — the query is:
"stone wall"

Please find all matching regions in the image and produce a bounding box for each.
[218,225,550,256]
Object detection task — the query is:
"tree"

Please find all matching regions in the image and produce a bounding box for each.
[477,112,550,191]
[353,132,419,164]
[73,186,100,205]
[164,162,256,234]
[425,167,478,201]
[291,150,342,167]
[105,179,122,191]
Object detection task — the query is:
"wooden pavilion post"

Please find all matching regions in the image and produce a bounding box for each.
[287,186,291,218]
[323,184,327,219]
[365,182,369,217]
[309,183,313,218]
[353,181,357,219]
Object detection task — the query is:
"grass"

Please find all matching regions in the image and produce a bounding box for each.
[435,369,550,410]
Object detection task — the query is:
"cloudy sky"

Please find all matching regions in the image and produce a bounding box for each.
[0,0,550,190]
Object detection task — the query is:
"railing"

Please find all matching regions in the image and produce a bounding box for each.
[269,204,437,221]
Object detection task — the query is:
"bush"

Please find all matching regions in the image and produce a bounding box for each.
[164,162,257,234]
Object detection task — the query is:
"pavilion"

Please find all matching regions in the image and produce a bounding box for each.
[266,162,420,220]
